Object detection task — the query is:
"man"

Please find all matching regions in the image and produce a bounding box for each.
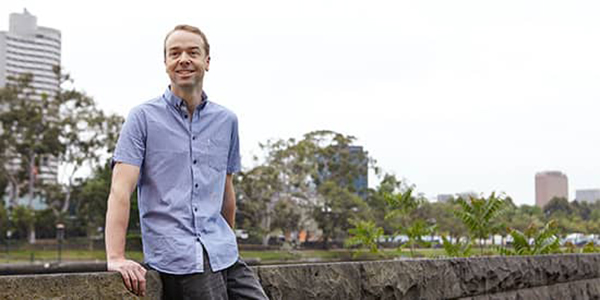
[105,25,268,299]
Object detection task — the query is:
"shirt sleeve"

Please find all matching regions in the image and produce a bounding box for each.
[227,114,241,174]
[112,107,146,168]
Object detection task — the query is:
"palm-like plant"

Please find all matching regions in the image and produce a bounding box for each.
[384,188,421,220]
[402,219,435,257]
[454,192,507,254]
[498,220,560,256]
[441,235,472,257]
[345,219,384,257]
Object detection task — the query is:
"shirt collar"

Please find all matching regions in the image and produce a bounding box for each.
[163,87,209,112]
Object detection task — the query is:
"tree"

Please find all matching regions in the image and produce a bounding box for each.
[45,68,122,220]
[0,74,64,243]
[239,130,373,249]
[429,202,468,242]
[272,198,302,241]
[76,160,140,246]
[544,197,571,218]
[366,174,401,235]
[236,164,283,246]
[0,203,7,242]
[313,181,368,249]
[454,192,508,254]
[9,205,35,239]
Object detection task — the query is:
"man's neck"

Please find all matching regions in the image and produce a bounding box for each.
[171,85,204,117]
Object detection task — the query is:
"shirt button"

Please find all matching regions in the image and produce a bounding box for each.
[192,136,196,140]
[195,183,199,188]
[184,115,188,119]
[196,237,200,242]
[193,159,197,164]
[194,207,198,212]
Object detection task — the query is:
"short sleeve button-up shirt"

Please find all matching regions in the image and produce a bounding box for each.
[113,88,241,274]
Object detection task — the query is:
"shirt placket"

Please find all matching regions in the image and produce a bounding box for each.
[187,104,204,270]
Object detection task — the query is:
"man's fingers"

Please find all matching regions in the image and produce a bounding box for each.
[121,270,132,291]
[128,269,139,295]
[134,267,147,296]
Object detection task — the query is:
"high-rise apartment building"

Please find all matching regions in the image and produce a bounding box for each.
[0,9,61,183]
[535,171,568,208]
[575,189,600,204]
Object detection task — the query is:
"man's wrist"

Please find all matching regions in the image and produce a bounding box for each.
[107,254,126,262]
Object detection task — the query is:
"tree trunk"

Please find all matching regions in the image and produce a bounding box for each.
[27,151,36,244]
[27,151,35,208]
[61,168,78,214]
[28,222,36,244]
[322,233,329,250]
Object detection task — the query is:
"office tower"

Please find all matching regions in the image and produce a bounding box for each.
[535,171,568,208]
[0,9,61,184]
[575,189,600,204]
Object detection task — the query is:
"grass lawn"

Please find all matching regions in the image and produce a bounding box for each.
[0,247,452,265]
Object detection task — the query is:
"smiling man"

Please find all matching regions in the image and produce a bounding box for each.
[105,25,268,299]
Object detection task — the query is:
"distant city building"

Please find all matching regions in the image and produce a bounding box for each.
[437,194,454,203]
[535,171,568,208]
[0,9,61,184]
[348,145,368,199]
[316,145,368,199]
[575,189,600,204]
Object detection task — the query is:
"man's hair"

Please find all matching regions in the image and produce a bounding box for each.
[163,24,210,59]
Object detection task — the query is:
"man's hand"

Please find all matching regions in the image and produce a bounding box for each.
[108,258,147,297]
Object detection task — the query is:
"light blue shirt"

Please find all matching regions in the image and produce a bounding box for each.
[113,88,241,274]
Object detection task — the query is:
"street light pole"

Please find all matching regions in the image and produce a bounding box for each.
[56,223,65,263]
[5,230,11,263]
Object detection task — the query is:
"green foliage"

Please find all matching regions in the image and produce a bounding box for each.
[365,174,401,234]
[582,242,600,253]
[563,241,577,254]
[401,219,435,257]
[272,199,302,235]
[314,181,369,248]
[454,192,508,253]
[33,209,58,239]
[0,204,7,241]
[498,220,561,256]
[384,188,421,220]
[441,235,472,257]
[9,205,35,239]
[237,130,372,249]
[544,197,572,217]
[345,219,384,256]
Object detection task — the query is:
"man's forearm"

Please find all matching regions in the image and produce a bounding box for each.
[222,196,236,228]
[105,191,131,260]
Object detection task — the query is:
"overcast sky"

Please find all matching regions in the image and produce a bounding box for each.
[2,0,600,205]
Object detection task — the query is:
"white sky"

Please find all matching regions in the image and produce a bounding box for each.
[1,0,600,205]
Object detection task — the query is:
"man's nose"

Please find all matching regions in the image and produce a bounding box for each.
[178,52,191,64]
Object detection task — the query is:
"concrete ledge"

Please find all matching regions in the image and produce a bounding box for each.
[1,254,600,299]
[255,254,600,299]
[0,271,162,300]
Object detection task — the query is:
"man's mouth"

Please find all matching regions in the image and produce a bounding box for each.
[176,70,195,75]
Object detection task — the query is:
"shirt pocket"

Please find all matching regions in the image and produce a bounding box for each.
[207,137,229,172]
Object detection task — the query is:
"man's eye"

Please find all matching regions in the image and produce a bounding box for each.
[169,52,180,57]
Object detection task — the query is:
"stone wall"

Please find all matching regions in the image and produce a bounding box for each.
[2,254,600,299]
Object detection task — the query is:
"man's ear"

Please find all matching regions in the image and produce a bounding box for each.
[206,56,211,71]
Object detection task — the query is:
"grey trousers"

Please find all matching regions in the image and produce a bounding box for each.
[158,250,269,300]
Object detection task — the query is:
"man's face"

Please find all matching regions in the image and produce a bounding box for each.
[164,30,210,91]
